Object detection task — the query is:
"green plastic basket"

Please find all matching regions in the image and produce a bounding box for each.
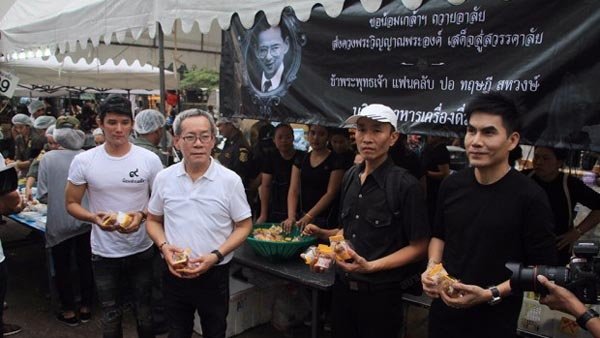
[246,223,317,261]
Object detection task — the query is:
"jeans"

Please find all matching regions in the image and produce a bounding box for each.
[164,263,229,338]
[51,231,94,312]
[92,246,155,338]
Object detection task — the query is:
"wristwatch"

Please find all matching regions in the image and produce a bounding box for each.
[211,249,224,264]
[576,309,599,330]
[488,286,502,305]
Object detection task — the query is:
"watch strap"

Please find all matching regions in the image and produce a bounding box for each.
[211,249,224,264]
[488,286,501,305]
[576,309,599,330]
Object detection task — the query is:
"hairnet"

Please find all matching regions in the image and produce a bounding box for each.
[134,109,166,134]
[45,125,56,137]
[11,113,33,126]
[53,128,86,150]
[33,116,56,130]
[28,100,45,115]
[92,128,104,136]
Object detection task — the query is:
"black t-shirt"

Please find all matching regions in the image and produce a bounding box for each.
[336,150,355,171]
[429,168,556,338]
[524,170,600,264]
[294,151,344,226]
[388,142,425,180]
[339,158,430,284]
[422,143,450,217]
[261,149,306,222]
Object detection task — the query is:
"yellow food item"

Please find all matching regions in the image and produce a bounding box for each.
[427,263,444,278]
[101,213,116,227]
[252,225,302,242]
[329,235,351,261]
[117,211,133,229]
[172,248,191,266]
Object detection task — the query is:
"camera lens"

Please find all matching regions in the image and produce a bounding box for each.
[506,263,569,293]
[536,266,569,289]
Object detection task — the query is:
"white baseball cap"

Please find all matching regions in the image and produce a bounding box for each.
[343,104,398,131]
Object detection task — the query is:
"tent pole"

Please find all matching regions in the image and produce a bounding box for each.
[158,22,166,114]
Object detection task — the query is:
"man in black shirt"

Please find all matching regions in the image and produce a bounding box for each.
[305,104,429,338]
[525,146,600,265]
[422,93,556,338]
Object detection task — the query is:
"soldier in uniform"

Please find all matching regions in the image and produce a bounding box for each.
[216,117,254,188]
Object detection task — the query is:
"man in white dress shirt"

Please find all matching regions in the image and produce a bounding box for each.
[147,109,252,338]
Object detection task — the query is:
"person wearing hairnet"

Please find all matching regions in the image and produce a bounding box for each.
[37,116,94,326]
[134,110,167,167]
[28,100,46,119]
[93,128,105,146]
[11,113,46,175]
[24,124,60,201]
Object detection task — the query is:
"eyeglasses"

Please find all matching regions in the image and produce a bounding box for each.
[181,133,213,144]
[258,44,283,58]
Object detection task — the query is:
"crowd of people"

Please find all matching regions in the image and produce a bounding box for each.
[0,91,598,338]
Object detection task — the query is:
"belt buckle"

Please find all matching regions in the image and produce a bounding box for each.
[348,281,359,291]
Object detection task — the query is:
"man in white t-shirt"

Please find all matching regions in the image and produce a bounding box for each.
[66,95,163,338]
[147,109,252,338]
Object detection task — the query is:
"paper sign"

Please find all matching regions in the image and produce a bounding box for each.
[0,70,20,98]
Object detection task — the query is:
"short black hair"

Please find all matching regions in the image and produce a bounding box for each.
[252,16,289,49]
[98,94,132,121]
[538,146,569,161]
[465,92,520,134]
[329,127,350,139]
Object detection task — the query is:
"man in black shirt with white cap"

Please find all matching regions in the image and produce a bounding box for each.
[305,103,430,338]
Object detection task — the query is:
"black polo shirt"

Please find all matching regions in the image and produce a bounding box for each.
[338,157,429,284]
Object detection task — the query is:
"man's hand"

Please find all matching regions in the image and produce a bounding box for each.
[439,282,489,309]
[95,212,117,232]
[161,244,188,278]
[537,275,586,316]
[336,247,374,274]
[116,211,143,234]
[557,229,580,251]
[176,253,219,279]
[302,223,322,237]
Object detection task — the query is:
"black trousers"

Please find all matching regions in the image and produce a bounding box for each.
[331,279,404,338]
[0,260,7,324]
[163,263,230,338]
[51,232,94,311]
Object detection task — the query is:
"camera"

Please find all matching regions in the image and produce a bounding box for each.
[507,240,600,304]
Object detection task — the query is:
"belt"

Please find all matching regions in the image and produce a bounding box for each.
[337,276,404,292]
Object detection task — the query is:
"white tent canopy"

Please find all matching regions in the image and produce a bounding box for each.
[0,56,177,89]
[0,0,464,66]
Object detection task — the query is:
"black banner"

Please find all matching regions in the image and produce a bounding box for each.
[220,0,600,151]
